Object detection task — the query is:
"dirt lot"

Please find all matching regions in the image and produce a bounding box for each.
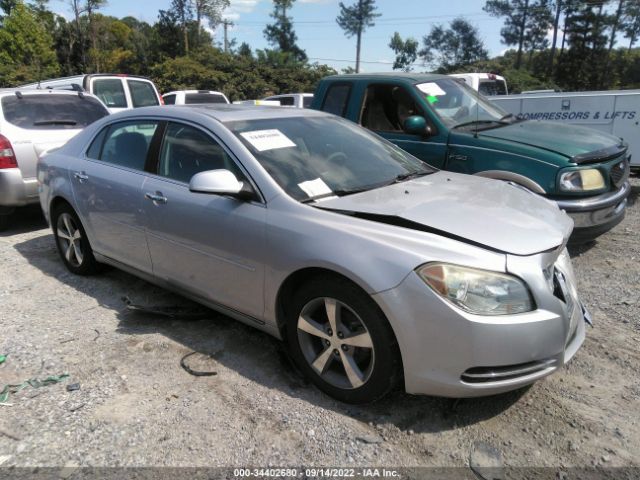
[0,177,639,473]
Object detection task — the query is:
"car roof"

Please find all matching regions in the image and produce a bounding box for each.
[118,104,329,122]
[0,89,100,98]
[266,93,313,97]
[322,72,448,83]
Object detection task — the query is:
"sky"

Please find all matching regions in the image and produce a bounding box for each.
[51,0,512,72]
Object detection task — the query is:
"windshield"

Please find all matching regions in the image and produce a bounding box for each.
[228,116,434,202]
[415,78,508,128]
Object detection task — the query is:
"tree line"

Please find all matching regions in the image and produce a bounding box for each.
[390,0,640,92]
[0,0,638,98]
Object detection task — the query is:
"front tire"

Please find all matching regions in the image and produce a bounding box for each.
[286,277,401,404]
[52,204,99,275]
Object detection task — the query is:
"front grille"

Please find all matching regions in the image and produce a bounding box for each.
[461,359,556,384]
[610,157,630,188]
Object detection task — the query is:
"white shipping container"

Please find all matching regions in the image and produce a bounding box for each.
[491,90,640,167]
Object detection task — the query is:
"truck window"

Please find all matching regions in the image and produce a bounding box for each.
[321,84,351,117]
[163,94,176,105]
[0,95,109,130]
[478,80,507,96]
[276,96,295,106]
[302,96,313,108]
[128,80,159,107]
[361,85,422,132]
[185,93,227,104]
[92,78,127,108]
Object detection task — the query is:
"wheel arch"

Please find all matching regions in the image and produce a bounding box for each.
[474,170,546,194]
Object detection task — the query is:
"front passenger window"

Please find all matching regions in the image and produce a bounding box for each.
[157,123,243,184]
[99,121,159,171]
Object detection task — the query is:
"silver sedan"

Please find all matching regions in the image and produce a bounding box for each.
[38,105,588,403]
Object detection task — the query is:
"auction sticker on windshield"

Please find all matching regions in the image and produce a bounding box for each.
[416,82,446,97]
[298,178,332,198]
[240,129,296,152]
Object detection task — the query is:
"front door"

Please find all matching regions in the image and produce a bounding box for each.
[71,120,160,273]
[142,122,266,319]
[359,83,448,169]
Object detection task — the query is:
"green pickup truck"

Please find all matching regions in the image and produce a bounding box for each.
[311,73,631,242]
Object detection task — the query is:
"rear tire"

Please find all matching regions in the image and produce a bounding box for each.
[286,276,402,404]
[52,204,99,275]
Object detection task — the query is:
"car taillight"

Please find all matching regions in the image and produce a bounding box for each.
[0,134,17,169]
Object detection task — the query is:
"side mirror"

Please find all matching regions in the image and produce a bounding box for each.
[403,115,432,136]
[189,169,255,200]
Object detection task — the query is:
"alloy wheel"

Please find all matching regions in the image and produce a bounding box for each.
[297,297,375,390]
[56,213,84,267]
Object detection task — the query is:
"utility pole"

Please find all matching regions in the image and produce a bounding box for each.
[223,20,233,53]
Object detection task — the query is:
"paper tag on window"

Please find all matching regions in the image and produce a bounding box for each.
[416,82,446,97]
[240,129,296,152]
[298,178,332,198]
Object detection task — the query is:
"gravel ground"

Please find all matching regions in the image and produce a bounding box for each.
[0,176,639,472]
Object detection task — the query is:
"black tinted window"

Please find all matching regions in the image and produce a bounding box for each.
[185,93,227,104]
[277,97,295,106]
[321,84,351,117]
[163,94,176,105]
[158,123,242,183]
[128,80,159,107]
[478,80,507,96]
[86,127,108,159]
[0,95,108,130]
[92,78,127,108]
[303,96,313,108]
[100,121,159,170]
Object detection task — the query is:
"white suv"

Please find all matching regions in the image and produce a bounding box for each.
[0,89,109,230]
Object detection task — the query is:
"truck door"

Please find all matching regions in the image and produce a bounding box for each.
[357,83,448,169]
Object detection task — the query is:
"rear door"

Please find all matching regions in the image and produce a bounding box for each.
[71,119,161,273]
[126,79,161,108]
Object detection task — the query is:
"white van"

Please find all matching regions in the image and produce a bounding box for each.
[449,73,508,96]
[163,90,229,105]
[20,74,162,113]
[491,90,640,168]
[262,93,314,108]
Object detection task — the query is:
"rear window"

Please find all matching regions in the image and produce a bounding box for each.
[92,78,127,108]
[303,96,313,108]
[0,94,109,130]
[185,93,228,104]
[321,84,351,117]
[163,94,176,105]
[478,80,507,96]
[128,80,159,107]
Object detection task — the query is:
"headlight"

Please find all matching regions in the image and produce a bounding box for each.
[559,169,605,192]
[417,263,534,315]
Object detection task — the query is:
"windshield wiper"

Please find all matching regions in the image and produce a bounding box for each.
[453,119,507,129]
[33,120,77,126]
[301,186,372,204]
[392,170,433,183]
[500,113,514,121]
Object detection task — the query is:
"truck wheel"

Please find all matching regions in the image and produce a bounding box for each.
[286,276,402,404]
[52,204,100,275]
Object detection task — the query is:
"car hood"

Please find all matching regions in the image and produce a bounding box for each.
[477,121,625,162]
[316,172,573,256]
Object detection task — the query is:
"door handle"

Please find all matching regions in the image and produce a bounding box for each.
[73,171,89,182]
[144,192,168,204]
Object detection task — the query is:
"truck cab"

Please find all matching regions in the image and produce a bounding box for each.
[312,73,631,241]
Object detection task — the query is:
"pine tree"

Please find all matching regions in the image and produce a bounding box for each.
[263,0,306,62]
[336,0,379,73]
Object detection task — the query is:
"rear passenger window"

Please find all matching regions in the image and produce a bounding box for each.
[92,79,127,108]
[321,84,351,117]
[99,121,159,170]
[163,94,176,105]
[185,93,228,104]
[157,123,243,184]
[86,127,108,159]
[128,80,159,107]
